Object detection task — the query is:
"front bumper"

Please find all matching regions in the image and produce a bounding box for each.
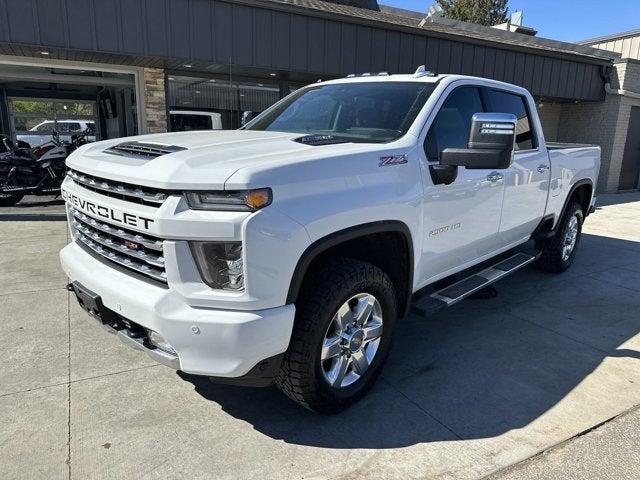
[60,242,295,379]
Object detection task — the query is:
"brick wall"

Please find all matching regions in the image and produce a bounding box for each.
[143,68,167,134]
[536,102,562,142]
[555,59,640,193]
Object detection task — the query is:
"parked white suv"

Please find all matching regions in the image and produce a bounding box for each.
[18,119,95,147]
[60,69,600,413]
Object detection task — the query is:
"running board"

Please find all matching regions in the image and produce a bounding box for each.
[412,250,541,316]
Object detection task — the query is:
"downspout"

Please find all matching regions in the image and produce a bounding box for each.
[601,64,640,99]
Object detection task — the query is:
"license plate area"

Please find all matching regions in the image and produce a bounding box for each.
[70,281,118,325]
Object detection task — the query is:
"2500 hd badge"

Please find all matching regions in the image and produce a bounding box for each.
[61,188,155,230]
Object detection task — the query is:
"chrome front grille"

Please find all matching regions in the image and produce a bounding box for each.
[67,170,170,206]
[69,208,167,284]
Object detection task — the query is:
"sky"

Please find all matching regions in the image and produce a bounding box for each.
[380,0,640,42]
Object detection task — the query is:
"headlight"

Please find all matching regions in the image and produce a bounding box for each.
[185,188,272,211]
[190,241,244,291]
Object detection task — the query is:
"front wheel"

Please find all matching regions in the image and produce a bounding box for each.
[276,258,397,414]
[537,202,584,273]
[0,193,24,206]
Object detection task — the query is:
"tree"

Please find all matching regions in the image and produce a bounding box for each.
[436,0,509,26]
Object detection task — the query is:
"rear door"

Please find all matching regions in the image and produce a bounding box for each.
[485,89,550,245]
[417,84,505,284]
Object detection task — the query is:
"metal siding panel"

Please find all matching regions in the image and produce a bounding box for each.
[514,53,526,86]
[168,0,190,59]
[449,42,463,74]
[573,63,586,100]
[483,47,496,79]
[145,0,168,56]
[324,21,340,75]
[398,33,413,73]
[550,58,563,98]
[290,14,308,71]
[413,35,426,66]
[307,18,325,73]
[6,0,37,44]
[121,0,144,55]
[36,0,65,47]
[191,0,213,61]
[371,28,386,72]
[558,60,570,98]
[436,39,451,74]
[213,1,233,65]
[233,4,253,66]
[425,36,439,72]
[385,31,400,73]
[531,55,544,96]
[461,43,474,75]
[0,0,8,42]
[93,0,120,52]
[541,57,552,95]
[566,61,578,98]
[66,0,93,50]
[253,8,272,68]
[503,50,517,82]
[473,45,485,76]
[341,23,357,74]
[522,54,535,91]
[355,26,373,73]
[493,49,506,81]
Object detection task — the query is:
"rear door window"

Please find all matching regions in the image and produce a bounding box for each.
[486,90,536,150]
[425,87,484,161]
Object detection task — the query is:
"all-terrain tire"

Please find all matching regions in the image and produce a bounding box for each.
[276,258,397,414]
[0,194,24,207]
[536,202,584,273]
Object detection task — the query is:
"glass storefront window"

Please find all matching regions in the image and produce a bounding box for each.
[167,74,280,130]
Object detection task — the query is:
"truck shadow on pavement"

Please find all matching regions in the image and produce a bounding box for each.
[179,233,640,448]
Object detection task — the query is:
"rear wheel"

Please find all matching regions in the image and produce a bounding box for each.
[537,202,583,273]
[0,193,24,206]
[276,258,397,414]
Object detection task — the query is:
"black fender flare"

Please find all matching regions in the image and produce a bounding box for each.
[534,179,594,240]
[286,220,415,315]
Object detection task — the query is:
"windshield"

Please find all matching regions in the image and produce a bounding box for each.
[245,82,435,143]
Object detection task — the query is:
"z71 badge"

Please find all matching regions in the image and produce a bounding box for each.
[379,155,408,167]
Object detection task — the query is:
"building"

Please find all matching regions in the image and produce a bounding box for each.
[0,0,635,192]
[578,30,640,191]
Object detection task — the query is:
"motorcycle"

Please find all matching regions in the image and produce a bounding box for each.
[0,129,91,206]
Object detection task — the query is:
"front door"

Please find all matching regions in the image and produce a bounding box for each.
[620,106,640,190]
[418,85,505,286]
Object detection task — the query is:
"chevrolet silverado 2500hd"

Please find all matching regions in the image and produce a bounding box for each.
[60,68,600,413]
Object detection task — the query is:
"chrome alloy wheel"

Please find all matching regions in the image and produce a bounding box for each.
[562,215,580,261]
[320,293,384,388]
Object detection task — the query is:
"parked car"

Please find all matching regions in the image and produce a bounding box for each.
[169,110,223,132]
[60,68,600,413]
[17,119,95,147]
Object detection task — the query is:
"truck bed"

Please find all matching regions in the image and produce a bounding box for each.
[546,142,596,150]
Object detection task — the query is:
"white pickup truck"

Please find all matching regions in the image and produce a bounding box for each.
[60,69,600,413]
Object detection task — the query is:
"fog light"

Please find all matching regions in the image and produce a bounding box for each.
[147,329,177,356]
[189,241,244,291]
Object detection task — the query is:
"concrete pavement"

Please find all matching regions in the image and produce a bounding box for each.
[1,193,640,480]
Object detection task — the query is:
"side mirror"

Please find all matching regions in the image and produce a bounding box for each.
[441,113,517,170]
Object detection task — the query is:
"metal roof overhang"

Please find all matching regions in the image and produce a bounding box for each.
[0,0,618,101]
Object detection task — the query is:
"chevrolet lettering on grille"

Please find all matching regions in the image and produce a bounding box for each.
[61,188,155,230]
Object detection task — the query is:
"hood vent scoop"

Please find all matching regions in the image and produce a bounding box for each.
[106,141,187,159]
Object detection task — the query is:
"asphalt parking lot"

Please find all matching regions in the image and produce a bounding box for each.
[1,193,640,480]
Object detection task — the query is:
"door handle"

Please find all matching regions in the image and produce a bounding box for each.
[537,164,550,173]
[486,172,504,183]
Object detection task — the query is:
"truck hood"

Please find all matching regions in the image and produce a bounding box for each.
[66,130,383,190]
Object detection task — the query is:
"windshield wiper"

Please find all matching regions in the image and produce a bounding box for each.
[294,134,382,146]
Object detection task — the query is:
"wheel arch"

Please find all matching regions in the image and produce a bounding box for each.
[286,221,415,318]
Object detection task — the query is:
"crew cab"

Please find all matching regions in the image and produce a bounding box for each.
[59,68,600,413]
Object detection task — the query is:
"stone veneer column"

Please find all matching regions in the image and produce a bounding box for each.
[143,68,168,134]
